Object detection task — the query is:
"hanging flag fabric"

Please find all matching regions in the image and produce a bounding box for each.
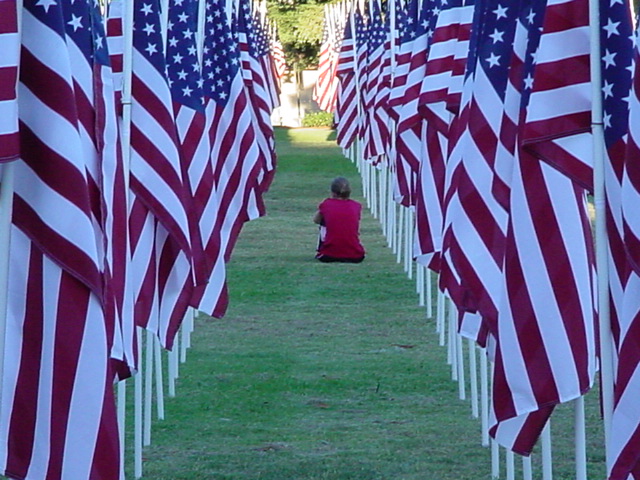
[107,0,193,350]
[0,0,19,161]
[521,0,593,190]
[0,0,121,477]
[606,4,640,480]
[191,0,264,317]
[335,7,358,150]
[313,5,340,112]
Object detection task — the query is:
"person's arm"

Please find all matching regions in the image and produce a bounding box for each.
[313,210,323,225]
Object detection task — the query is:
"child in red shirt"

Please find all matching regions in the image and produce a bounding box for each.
[313,177,365,263]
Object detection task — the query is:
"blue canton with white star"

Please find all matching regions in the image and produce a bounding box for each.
[202,0,241,105]
[166,0,205,111]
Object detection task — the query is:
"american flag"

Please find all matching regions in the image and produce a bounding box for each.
[166,0,211,289]
[313,5,340,113]
[0,0,121,477]
[108,0,194,349]
[191,0,264,317]
[335,6,358,150]
[361,0,388,161]
[490,0,597,455]
[237,0,277,194]
[521,0,593,190]
[90,2,135,378]
[255,18,280,111]
[354,8,368,148]
[603,3,640,479]
[0,0,19,161]
[439,0,513,326]
[269,22,288,82]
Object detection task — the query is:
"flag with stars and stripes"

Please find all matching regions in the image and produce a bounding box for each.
[521,0,593,190]
[166,0,213,290]
[236,0,277,193]
[0,0,19,161]
[107,0,194,349]
[0,0,122,477]
[490,0,597,455]
[190,0,264,317]
[361,0,389,161]
[335,6,359,150]
[313,4,340,112]
[269,22,287,82]
[604,4,640,479]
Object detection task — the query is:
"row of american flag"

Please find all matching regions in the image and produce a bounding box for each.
[315,0,640,478]
[0,0,287,477]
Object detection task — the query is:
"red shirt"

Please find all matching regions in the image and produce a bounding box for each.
[317,198,365,259]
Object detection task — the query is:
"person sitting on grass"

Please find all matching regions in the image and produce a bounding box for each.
[313,177,365,263]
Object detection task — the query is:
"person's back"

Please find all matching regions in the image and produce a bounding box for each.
[314,177,365,263]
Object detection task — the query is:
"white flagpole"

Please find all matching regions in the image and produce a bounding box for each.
[541,421,553,480]
[0,163,15,414]
[588,0,614,458]
[134,329,143,478]
[491,439,500,479]
[437,290,446,346]
[426,269,433,318]
[456,332,465,400]
[144,330,154,446]
[506,450,515,480]
[154,337,165,419]
[117,380,126,480]
[396,206,404,263]
[480,349,489,446]
[522,455,532,480]
[448,301,457,380]
[405,208,412,276]
[197,0,207,63]
[417,264,425,305]
[575,396,587,480]
[387,163,395,247]
[490,361,499,479]
[180,323,188,364]
[168,346,177,397]
[468,339,478,418]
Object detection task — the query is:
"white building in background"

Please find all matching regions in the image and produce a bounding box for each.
[271,70,321,127]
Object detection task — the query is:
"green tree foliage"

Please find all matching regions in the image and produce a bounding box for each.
[267,0,330,71]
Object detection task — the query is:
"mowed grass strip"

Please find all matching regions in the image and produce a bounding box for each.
[138,127,605,480]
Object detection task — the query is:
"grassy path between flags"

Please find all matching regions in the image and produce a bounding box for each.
[135,127,605,480]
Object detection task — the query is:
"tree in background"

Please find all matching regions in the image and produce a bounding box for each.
[267,0,329,72]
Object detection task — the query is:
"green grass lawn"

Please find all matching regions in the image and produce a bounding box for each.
[135,127,606,480]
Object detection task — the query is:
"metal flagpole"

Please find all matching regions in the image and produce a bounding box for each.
[506,450,515,480]
[541,421,553,480]
[588,0,614,461]
[448,300,456,380]
[480,349,489,446]
[437,290,445,345]
[417,264,425,305]
[575,396,587,480]
[468,339,478,418]
[522,455,532,480]
[0,162,15,432]
[117,381,126,479]
[491,439,499,479]
[396,206,404,263]
[456,332,465,400]
[144,330,154,446]
[490,361,499,479]
[406,208,413,277]
[135,329,144,478]
[118,0,138,473]
[154,337,165,419]
[426,268,433,318]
